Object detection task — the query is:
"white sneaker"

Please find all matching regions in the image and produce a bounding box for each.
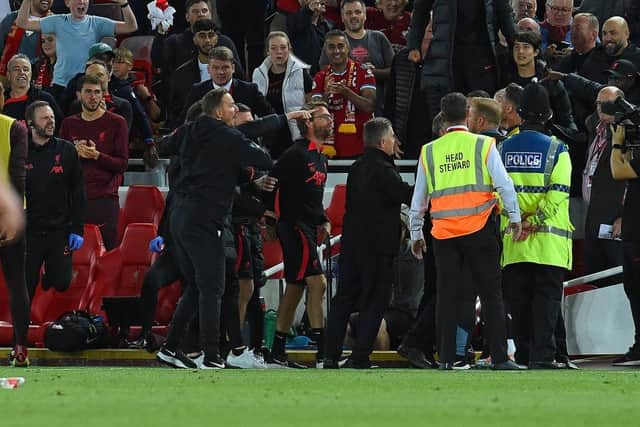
[227,347,266,369]
[189,352,205,369]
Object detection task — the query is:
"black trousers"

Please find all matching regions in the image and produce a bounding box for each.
[164,199,225,358]
[325,250,394,364]
[623,241,640,345]
[504,262,565,364]
[218,0,267,73]
[25,230,72,301]
[139,247,182,333]
[245,286,264,350]
[0,237,29,346]
[85,197,120,251]
[425,44,498,125]
[221,258,243,350]
[584,237,624,282]
[432,220,507,364]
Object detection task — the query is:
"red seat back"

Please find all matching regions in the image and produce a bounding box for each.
[117,223,157,296]
[117,185,165,243]
[155,282,182,324]
[326,184,347,236]
[31,225,105,323]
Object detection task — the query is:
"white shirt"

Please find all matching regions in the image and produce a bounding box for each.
[198,61,209,82]
[409,126,521,241]
[213,80,233,91]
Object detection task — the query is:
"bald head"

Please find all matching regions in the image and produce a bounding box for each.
[597,86,624,124]
[517,17,540,34]
[602,17,630,56]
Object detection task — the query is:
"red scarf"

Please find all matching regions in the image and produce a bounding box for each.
[0,22,26,76]
[34,57,54,90]
[0,11,52,77]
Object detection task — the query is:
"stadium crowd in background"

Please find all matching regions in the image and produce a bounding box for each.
[0,0,640,370]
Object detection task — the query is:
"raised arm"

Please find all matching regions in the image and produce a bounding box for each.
[16,0,41,32]
[114,0,138,35]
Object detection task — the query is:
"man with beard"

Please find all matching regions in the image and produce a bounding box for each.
[312,30,376,158]
[168,19,224,127]
[59,75,128,250]
[579,16,640,84]
[319,0,393,115]
[263,101,333,369]
[0,0,51,83]
[24,101,85,302]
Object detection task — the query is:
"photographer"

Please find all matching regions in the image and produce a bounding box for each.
[609,115,640,366]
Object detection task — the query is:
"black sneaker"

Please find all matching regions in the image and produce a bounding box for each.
[528,360,567,370]
[201,355,226,369]
[397,344,435,369]
[156,346,197,369]
[268,355,307,369]
[612,344,640,366]
[492,360,527,371]
[127,337,148,350]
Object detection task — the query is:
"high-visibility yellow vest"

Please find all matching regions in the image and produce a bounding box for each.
[0,114,15,182]
[498,131,573,269]
[421,130,496,239]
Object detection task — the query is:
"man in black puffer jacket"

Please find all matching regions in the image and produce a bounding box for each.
[406,0,517,123]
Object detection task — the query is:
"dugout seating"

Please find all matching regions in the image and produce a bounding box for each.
[117,185,165,245]
[82,223,157,318]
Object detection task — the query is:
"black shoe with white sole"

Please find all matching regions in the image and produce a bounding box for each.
[201,355,226,369]
[156,346,197,369]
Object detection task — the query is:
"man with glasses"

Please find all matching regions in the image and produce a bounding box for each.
[540,0,573,51]
[512,0,537,22]
[263,101,333,368]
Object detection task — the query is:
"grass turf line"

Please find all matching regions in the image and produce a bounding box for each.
[0,368,639,427]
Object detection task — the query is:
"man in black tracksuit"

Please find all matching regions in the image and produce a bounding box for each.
[324,117,413,369]
[24,101,85,301]
[264,102,333,369]
[156,88,272,369]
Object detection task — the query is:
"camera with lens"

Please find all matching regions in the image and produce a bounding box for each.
[600,96,640,151]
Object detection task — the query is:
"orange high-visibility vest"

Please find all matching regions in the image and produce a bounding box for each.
[421,131,496,239]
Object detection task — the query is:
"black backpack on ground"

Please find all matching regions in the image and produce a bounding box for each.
[44,311,109,352]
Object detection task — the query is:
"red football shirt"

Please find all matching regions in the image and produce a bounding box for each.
[365,7,410,47]
[311,59,376,158]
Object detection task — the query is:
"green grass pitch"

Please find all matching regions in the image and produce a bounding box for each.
[1,368,639,427]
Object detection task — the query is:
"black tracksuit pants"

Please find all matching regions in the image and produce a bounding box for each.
[164,199,225,358]
[139,247,182,333]
[325,250,394,365]
[432,220,508,364]
[623,241,640,345]
[504,262,565,364]
[25,230,72,301]
[0,237,29,346]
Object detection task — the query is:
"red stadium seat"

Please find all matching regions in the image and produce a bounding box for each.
[117,185,165,244]
[325,184,346,237]
[83,223,157,318]
[262,239,285,280]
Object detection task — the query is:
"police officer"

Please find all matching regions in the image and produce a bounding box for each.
[323,117,413,369]
[409,92,525,370]
[499,83,574,369]
[24,100,85,301]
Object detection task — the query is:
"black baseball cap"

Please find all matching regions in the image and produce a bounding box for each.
[604,59,639,80]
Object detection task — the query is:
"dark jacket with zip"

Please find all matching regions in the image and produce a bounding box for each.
[25,137,85,236]
[406,0,517,92]
[341,148,413,256]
